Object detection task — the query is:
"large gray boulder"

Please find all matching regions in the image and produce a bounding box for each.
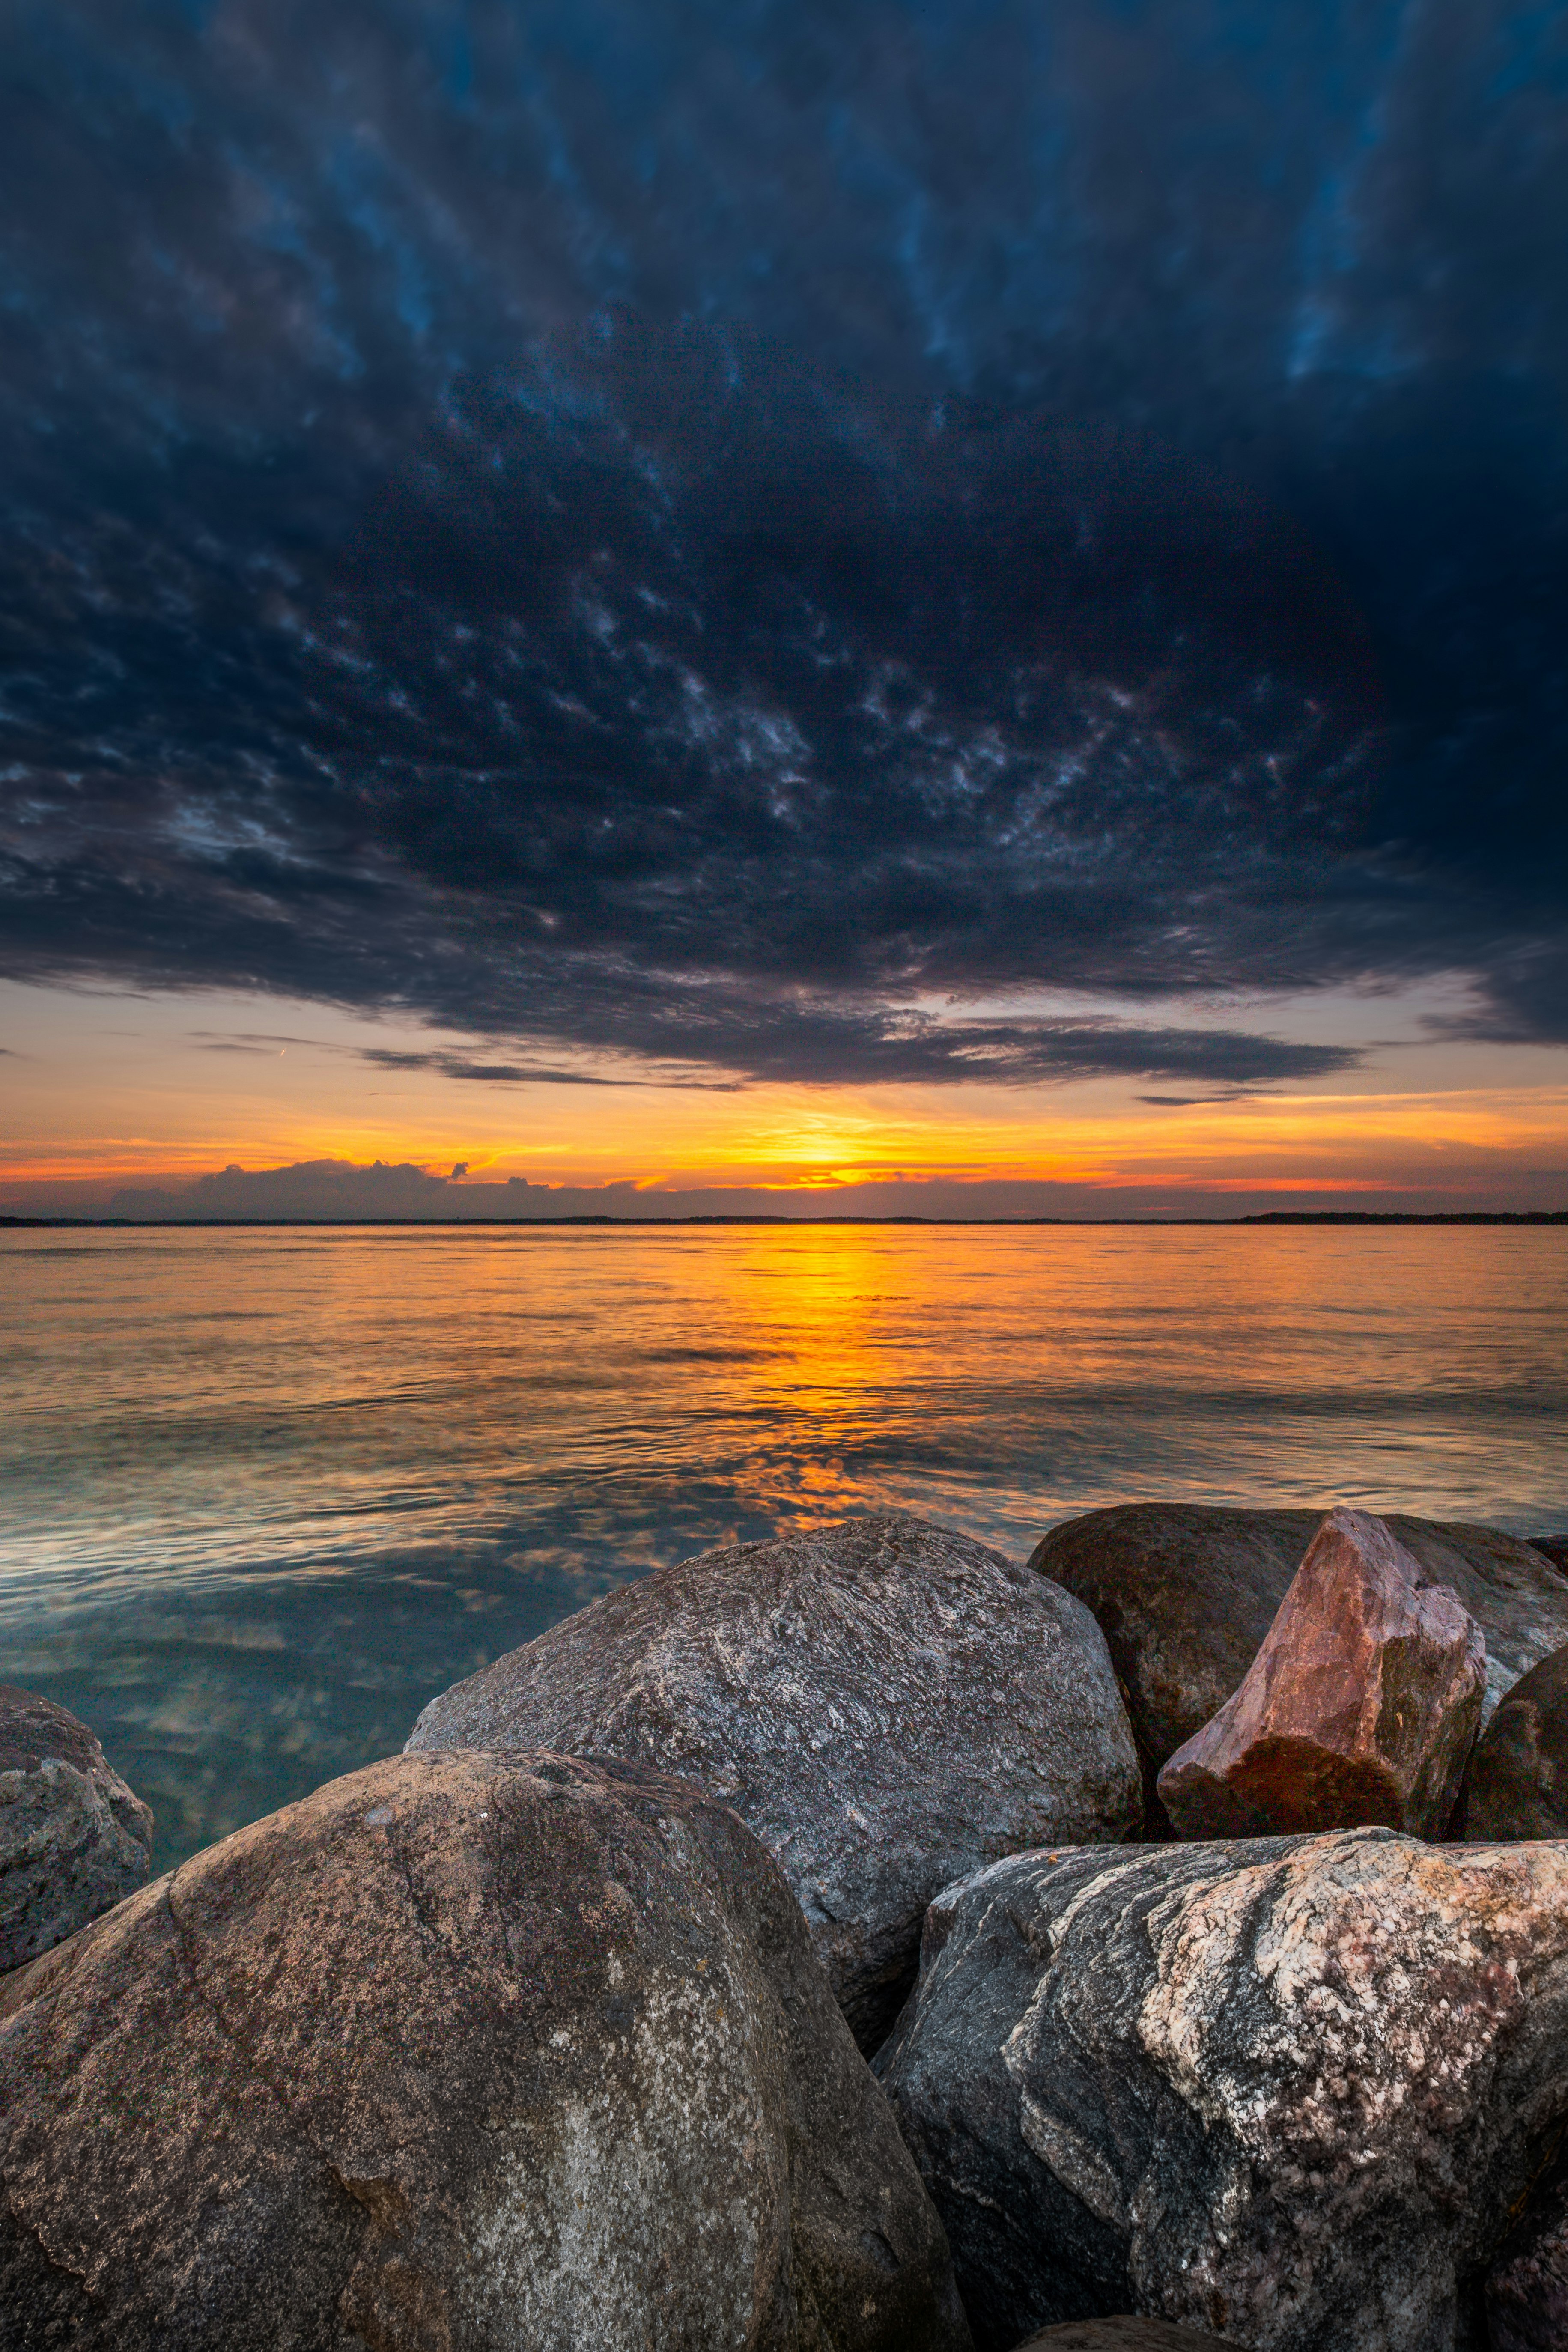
[1029,1505,1568,1822]
[878,1829,1568,2352]
[1456,1643,1568,1837]
[0,1749,972,2352]
[0,1684,152,1970]
[408,1514,1143,2051]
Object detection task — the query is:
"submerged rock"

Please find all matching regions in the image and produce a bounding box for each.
[408,1514,1142,2051]
[1485,2151,1568,2352]
[878,1829,1568,2352]
[0,1749,972,2352]
[1029,1505,1568,1821]
[0,1684,152,1971]
[1455,1642,1568,1838]
[1158,1509,1485,1839]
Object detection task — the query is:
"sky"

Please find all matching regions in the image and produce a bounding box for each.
[3,0,1567,1216]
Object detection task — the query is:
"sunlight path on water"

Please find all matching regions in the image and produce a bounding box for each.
[2,1223,1564,1865]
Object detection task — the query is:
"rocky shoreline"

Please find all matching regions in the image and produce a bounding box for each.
[4,1502,1568,2349]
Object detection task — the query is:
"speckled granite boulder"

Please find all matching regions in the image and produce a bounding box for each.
[878,1829,1568,2352]
[1029,1505,1568,1822]
[1158,1510,1485,1839]
[0,1685,152,1970]
[408,1514,1142,2050]
[0,1749,972,2352]
[1456,1643,1568,1837]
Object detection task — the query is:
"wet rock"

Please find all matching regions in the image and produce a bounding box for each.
[877,1829,1568,2352]
[1014,2328,1236,2352]
[1157,1509,1485,1839]
[0,1749,972,2352]
[408,1514,1142,2051]
[1485,2149,1568,2352]
[1526,1535,1568,1575]
[1455,1642,1568,1838]
[0,1684,152,1971]
[1029,1505,1568,1822]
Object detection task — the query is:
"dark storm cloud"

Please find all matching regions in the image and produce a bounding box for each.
[1,0,1565,1085]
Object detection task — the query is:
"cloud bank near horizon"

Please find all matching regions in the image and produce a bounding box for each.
[22,1156,1554,1225]
[2,1,1566,1090]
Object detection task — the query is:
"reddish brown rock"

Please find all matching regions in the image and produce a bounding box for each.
[1029,1505,1568,1827]
[1157,1508,1485,1839]
[1455,1641,1568,1838]
[0,1749,972,2352]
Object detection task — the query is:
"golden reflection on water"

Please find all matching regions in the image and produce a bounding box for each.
[2,1221,1565,1866]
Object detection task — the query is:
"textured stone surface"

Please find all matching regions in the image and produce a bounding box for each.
[1158,1510,1485,1839]
[1014,2327,1235,2352]
[0,1684,152,1971]
[1527,1537,1568,1575]
[1029,1506,1568,1822]
[1455,1643,1568,1838]
[878,1829,1568,2352]
[0,1748,972,2352]
[1485,2152,1568,2352]
[408,1514,1142,2051]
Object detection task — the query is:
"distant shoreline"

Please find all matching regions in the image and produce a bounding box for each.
[3,1210,1565,1231]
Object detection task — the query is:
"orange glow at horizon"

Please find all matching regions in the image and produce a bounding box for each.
[4,977,1568,1207]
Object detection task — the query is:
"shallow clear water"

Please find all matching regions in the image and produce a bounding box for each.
[3,1222,1565,1869]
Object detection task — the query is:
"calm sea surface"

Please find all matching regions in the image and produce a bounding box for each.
[3,1222,1565,1869]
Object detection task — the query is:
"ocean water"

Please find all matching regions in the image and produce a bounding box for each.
[3,1221,1565,1870]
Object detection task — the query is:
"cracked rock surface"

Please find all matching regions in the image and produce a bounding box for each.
[1485,2147,1568,2352]
[0,1684,152,1972]
[0,1748,972,2352]
[1013,2328,1236,2352]
[1029,1506,1568,1823]
[408,1514,1142,2051]
[1158,1510,1486,1840]
[1455,1642,1568,1838]
[877,1829,1568,2352]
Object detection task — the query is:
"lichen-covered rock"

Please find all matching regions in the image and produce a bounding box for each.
[1029,1506,1568,1822]
[1485,2151,1568,2352]
[877,1829,1568,2352]
[1157,1510,1485,1839]
[1455,1643,1568,1838]
[0,1684,152,1970]
[408,1514,1142,2051]
[0,1749,972,2352]
[1014,2327,1235,2352]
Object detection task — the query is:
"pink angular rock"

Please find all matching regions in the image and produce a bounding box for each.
[1157,1506,1485,1838]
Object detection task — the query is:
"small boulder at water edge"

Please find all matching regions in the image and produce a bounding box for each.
[877,1827,1568,2352]
[407,1513,1143,2051]
[1157,1508,1485,1839]
[1455,1640,1568,1838]
[1030,1504,1568,1821]
[0,1683,152,1973]
[0,1748,972,2352]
